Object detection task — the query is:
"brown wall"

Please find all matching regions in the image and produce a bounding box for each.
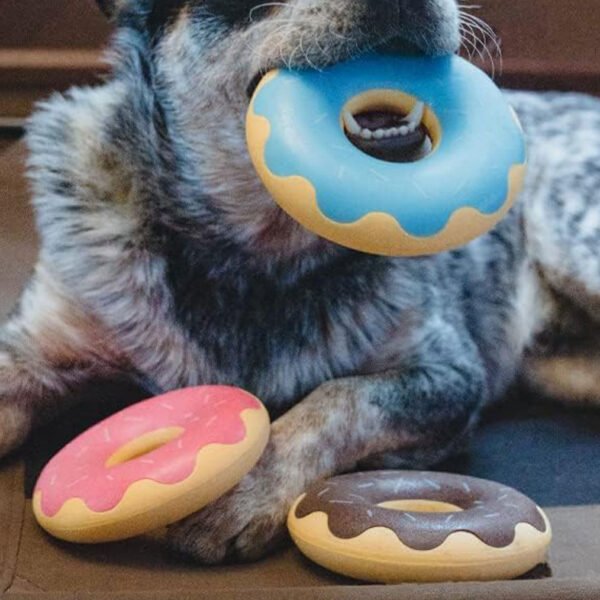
[0,0,109,48]
[0,0,598,123]
[0,0,110,123]
[472,0,600,94]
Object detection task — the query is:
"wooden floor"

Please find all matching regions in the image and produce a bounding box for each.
[0,134,38,321]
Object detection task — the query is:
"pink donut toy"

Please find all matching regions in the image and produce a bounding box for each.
[33,386,270,543]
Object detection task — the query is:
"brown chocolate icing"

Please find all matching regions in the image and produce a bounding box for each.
[295,471,547,551]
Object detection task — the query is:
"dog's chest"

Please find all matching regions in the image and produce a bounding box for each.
[165,252,410,411]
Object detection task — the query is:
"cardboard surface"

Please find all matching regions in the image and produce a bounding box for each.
[0,457,599,599]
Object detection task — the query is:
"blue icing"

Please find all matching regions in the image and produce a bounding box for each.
[253,54,526,238]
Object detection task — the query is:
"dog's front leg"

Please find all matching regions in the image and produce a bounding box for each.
[168,338,487,564]
[0,261,126,457]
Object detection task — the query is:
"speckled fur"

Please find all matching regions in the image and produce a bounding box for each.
[0,0,598,563]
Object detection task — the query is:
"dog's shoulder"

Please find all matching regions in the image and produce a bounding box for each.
[25,24,166,216]
[27,82,133,207]
[24,75,160,277]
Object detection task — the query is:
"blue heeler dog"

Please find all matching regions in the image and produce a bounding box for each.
[1,0,599,563]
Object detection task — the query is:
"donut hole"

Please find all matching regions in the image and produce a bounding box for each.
[106,427,185,467]
[346,110,432,163]
[341,90,440,164]
[378,499,463,513]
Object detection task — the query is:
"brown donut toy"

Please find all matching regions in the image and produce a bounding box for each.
[288,471,552,583]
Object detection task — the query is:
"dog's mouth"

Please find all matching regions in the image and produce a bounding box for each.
[247,72,435,164]
[343,102,433,163]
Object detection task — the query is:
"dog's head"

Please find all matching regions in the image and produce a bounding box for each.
[98,0,463,259]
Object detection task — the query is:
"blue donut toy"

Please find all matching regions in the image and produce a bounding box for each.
[246,54,526,256]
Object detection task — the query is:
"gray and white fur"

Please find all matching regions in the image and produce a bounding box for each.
[0,0,599,563]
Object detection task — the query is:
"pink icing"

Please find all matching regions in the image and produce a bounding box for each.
[35,386,262,516]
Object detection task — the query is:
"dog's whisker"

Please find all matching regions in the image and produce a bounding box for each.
[465,26,495,78]
[251,17,317,69]
[297,32,319,71]
[459,15,486,45]
[459,27,476,61]
[484,36,501,78]
[249,2,287,23]
[458,14,503,78]
[460,23,485,62]
[478,32,503,75]
[313,34,328,61]
[328,28,353,43]
[460,12,502,57]
[461,12,498,40]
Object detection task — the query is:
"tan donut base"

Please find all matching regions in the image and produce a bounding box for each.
[33,405,270,543]
[287,495,552,583]
[247,71,526,257]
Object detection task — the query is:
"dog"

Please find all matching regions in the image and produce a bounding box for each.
[1,0,599,564]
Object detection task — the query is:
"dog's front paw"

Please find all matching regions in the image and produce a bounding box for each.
[167,447,299,564]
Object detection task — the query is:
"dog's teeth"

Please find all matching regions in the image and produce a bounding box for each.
[404,101,425,131]
[343,110,362,135]
[347,103,426,142]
